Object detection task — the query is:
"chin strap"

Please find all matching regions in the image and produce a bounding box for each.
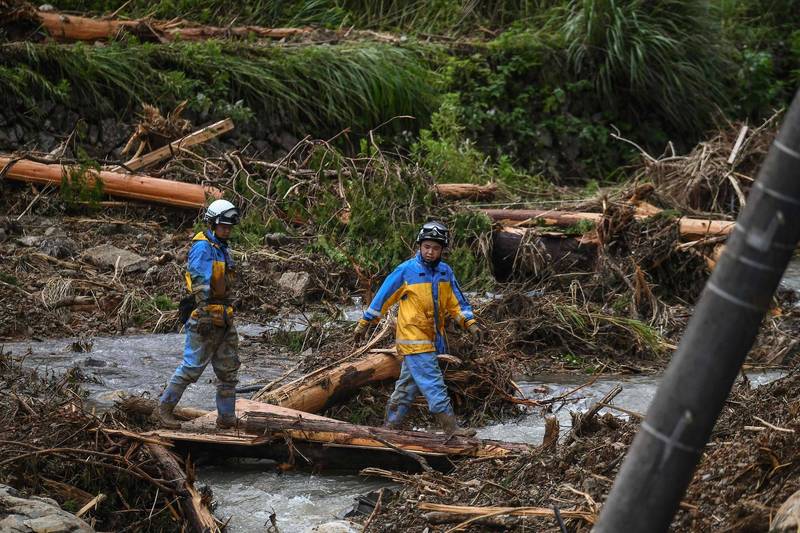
[422,258,441,269]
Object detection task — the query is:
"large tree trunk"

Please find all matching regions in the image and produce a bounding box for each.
[36,11,311,42]
[118,400,531,473]
[480,208,734,239]
[252,351,401,412]
[492,227,598,281]
[0,157,221,208]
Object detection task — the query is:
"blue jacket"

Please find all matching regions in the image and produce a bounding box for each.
[360,252,476,355]
[185,230,235,325]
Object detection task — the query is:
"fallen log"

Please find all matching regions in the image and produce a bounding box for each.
[117,396,210,421]
[146,444,221,532]
[252,319,393,404]
[252,350,401,412]
[0,157,222,209]
[492,227,598,281]
[435,182,497,201]
[242,411,528,458]
[116,400,530,473]
[480,208,734,239]
[112,118,234,172]
[36,10,311,42]
[417,503,596,524]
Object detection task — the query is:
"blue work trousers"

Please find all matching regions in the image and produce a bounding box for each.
[161,319,240,417]
[385,352,453,425]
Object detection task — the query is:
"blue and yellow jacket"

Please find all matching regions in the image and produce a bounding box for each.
[185,231,235,326]
[359,252,476,355]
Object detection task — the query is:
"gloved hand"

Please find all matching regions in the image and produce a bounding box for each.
[194,308,215,336]
[353,320,369,343]
[468,323,483,344]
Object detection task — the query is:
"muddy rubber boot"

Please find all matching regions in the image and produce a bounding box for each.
[434,412,476,438]
[216,414,237,430]
[156,402,182,430]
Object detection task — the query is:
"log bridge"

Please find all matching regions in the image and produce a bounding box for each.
[111,400,532,473]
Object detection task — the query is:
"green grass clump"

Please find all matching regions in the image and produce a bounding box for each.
[50,0,552,35]
[0,39,439,136]
[561,0,731,133]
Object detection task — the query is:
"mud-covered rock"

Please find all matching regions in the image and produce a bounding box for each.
[278,271,310,300]
[0,484,94,532]
[39,237,78,259]
[82,244,148,273]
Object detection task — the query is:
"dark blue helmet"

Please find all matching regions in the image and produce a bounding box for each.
[416,221,449,247]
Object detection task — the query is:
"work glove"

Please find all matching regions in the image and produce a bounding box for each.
[353,320,369,343]
[468,323,484,344]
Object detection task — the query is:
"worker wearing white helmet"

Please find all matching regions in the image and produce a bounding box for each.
[157,199,242,430]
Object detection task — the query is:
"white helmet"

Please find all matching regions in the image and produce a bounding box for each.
[204,199,240,226]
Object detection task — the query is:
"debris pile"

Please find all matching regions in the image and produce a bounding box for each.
[0,349,220,531]
[360,371,800,532]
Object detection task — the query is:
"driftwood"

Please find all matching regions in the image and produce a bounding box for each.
[252,320,393,403]
[117,396,210,421]
[0,157,222,208]
[253,350,401,412]
[37,10,311,42]
[480,208,734,239]
[435,182,498,201]
[242,411,528,458]
[116,400,530,473]
[112,118,234,172]
[146,444,221,533]
[417,503,596,524]
[565,385,623,445]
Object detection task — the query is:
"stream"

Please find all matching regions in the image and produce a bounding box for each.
[2,257,797,531]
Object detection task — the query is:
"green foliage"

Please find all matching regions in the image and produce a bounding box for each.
[59,150,104,210]
[270,330,307,353]
[561,0,731,133]
[51,0,553,35]
[0,40,438,137]
[412,94,492,184]
[719,0,800,118]
[445,28,635,179]
[0,272,18,285]
[562,219,595,235]
[151,294,177,311]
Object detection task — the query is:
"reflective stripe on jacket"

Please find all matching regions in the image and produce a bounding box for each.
[185,231,235,325]
[360,252,476,355]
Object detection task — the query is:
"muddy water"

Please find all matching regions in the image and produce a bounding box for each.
[478,370,785,445]
[1,276,793,530]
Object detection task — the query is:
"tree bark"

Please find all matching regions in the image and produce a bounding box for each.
[253,351,401,412]
[36,11,311,42]
[480,208,734,239]
[111,118,234,172]
[146,444,220,533]
[0,157,221,209]
[435,183,498,201]
[492,227,598,281]
[242,411,530,459]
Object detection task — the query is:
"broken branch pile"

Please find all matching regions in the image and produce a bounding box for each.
[0,349,220,531]
[636,112,781,216]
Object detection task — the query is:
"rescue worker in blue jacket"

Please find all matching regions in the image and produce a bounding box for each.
[157,199,241,430]
[353,221,483,437]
